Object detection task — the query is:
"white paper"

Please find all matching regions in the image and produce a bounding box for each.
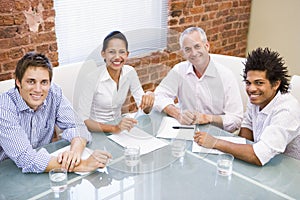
[108,126,168,155]
[156,116,195,140]
[192,136,246,154]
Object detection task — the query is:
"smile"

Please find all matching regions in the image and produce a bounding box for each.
[31,94,43,100]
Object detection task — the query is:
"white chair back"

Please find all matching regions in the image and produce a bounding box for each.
[290,75,300,102]
[0,79,15,94]
[210,54,248,111]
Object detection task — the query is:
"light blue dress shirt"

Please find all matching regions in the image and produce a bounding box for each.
[0,83,91,173]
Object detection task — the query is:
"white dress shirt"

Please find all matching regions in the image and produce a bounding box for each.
[242,92,300,165]
[154,57,243,132]
[76,64,144,122]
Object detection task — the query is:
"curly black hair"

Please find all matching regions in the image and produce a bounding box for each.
[243,47,290,93]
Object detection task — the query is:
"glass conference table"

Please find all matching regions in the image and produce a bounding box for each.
[0,112,299,200]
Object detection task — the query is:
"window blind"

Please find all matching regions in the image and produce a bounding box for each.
[54,0,168,65]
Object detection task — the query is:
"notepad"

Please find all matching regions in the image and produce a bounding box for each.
[192,136,246,154]
[156,116,195,140]
[108,126,168,155]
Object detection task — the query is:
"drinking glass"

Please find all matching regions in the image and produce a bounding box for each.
[171,139,186,158]
[217,153,234,176]
[124,145,140,167]
[49,168,68,197]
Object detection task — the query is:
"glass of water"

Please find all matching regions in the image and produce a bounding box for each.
[171,139,187,158]
[124,145,140,167]
[217,153,234,176]
[49,168,68,197]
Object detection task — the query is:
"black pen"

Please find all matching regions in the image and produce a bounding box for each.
[172,126,194,129]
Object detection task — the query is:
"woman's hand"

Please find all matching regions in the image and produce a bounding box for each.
[114,117,137,133]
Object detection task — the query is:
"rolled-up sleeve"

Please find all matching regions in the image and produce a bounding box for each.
[154,69,180,112]
[56,95,92,143]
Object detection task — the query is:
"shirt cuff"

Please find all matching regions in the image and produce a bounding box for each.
[253,141,277,166]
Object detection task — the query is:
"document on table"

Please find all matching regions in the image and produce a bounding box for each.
[192,136,246,154]
[108,126,168,155]
[156,116,195,140]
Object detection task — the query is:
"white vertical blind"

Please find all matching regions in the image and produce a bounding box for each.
[54,0,168,65]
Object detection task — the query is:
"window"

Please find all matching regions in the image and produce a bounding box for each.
[54,0,168,65]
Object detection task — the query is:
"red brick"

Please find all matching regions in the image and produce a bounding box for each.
[9,48,23,59]
[191,7,204,15]
[42,0,54,10]
[3,60,17,71]
[220,2,232,10]
[10,36,30,48]
[0,0,14,13]
[0,27,18,39]
[170,2,186,11]
[194,0,202,6]
[37,44,49,53]
[0,15,14,26]
[14,13,26,25]
[0,72,14,81]
[15,0,30,12]
[0,39,11,49]
[0,52,9,62]
[43,10,55,20]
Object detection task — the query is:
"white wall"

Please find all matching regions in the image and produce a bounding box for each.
[247,0,300,76]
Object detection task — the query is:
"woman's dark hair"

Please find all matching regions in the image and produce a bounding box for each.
[102,31,128,52]
[243,47,290,93]
[15,52,53,88]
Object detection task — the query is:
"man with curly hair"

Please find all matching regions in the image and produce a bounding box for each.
[194,47,300,166]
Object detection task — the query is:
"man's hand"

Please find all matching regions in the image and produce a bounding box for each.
[78,150,112,172]
[177,110,195,125]
[193,112,212,125]
[194,131,218,149]
[57,150,81,172]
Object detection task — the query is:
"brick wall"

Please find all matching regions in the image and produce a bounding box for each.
[0,0,58,81]
[0,0,251,112]
[123,0,252,112]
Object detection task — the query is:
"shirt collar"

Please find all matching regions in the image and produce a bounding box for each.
[98,65,124,82]
[186,57,217,78]
[257,91,282,115]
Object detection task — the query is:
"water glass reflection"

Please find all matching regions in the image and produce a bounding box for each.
[171,139,186,158]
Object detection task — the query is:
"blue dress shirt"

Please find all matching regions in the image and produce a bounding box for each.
[0,83,91,173]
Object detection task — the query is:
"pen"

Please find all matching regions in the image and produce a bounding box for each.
[172,126,194,129]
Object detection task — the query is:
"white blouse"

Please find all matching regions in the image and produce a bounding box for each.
[76,64,144,122]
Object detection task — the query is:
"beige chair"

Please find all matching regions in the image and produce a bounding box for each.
[290,75,300,102]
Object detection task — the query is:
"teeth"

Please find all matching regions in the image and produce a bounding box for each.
[113,61,121,65]
[31,94,42,100]
[250,94,260,98]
